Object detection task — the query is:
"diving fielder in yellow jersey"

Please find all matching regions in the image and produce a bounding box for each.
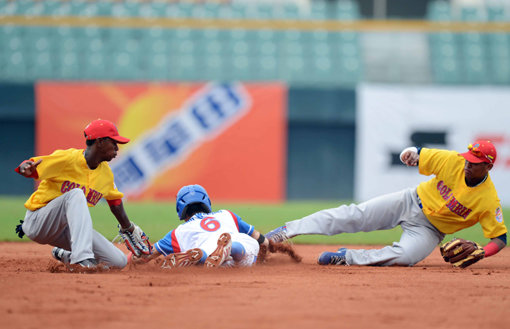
[266,140,506,267]
[15,119,150,270]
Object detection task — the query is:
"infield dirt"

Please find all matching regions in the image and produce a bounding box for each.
[1,242,509,329]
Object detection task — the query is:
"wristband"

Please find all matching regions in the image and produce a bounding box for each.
[257,234,266,245]
[120,221,134,233]
[484,241,500,257]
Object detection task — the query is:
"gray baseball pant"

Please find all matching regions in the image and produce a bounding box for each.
[285,187,445,266]
[21,188,127,268]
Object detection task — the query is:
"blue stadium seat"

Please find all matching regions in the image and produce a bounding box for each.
[254,56,278,81]
[140,28,169,54]
[489,58,510,84]
[280,3,301,20]
[69,0,87,16]
[110,51,140,80]
[309,1,327,20]
[459,6,484,21]
[486,6,507,21]
[426,0,452,21]
[463,58,488,84]
[431,57,462,84]
[252,3,275,20]
[201,55,224,81]
[3,52,28,82]
[54,52,80,80]
[335,1,360,20]
[83,52,108,80]
[279,55,308,84]
[192,2,221,19]
[144,53,169,80]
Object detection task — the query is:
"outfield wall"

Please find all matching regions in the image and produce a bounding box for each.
[2,82,510,205]
[0,82,356,201]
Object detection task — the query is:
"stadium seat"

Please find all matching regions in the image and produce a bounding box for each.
[489,58,510,84]
[280,3,301,20]
[463,58,488,84]
[459,6,484,22]
[144,53,169,80]
[431,57,462,84]
[309,1,327,20]
[486,6,507,21]
[83,52,107,80]
[192,2,221,19]
[3,52,28,81]
[335,1,360,20]
[426,0,452,21]
[54,52,80,80]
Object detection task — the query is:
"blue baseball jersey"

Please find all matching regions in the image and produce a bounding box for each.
[154,209,255,256]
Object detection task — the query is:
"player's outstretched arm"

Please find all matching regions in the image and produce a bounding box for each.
[400,147,420,166]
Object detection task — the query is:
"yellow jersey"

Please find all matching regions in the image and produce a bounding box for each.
[23,148,124,211]
[417,148,506,238]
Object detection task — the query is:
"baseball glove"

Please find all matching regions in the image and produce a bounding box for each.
[119,222,152,257]
[439,238,485,268]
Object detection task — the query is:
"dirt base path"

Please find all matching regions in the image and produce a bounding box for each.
[2,242,510,329]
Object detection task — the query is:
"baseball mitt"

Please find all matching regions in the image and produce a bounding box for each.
[439,238,485,268]
[119,222,152,257]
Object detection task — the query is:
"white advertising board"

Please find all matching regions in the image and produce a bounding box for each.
[356,84,510,206]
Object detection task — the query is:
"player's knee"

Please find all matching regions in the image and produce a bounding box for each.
[109,252,128,269]
[389,246,421,266]
[231,242,246,262]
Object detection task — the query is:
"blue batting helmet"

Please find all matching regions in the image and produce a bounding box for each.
[176,184,212,220]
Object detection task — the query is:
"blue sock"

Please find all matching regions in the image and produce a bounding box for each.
[231,242,245,262]
[199,249,207,264]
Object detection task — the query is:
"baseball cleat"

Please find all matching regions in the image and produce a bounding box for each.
[317,248,348,265]
[162,248,204,269]
[67,258,99,273]
[77,258,98,268]
[265,225,291,243]
[204,233,232,268]
[52,247,70,264]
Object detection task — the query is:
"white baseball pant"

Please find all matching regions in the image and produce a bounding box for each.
[22,188,127,268]
[285,187,445,266]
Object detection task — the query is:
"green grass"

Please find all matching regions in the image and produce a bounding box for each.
[1,196,503,245]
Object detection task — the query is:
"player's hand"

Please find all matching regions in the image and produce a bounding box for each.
[119,222,152,257]
[19,159,42,177]
[399,148,419,166]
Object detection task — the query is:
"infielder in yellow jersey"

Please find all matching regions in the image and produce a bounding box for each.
[15,119,151,270]
[266,140,506,267]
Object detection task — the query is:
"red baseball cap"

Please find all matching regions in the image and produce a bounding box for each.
[460,140,497,164]
[84,119,130,144]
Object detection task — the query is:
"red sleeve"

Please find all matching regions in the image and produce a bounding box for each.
[107,199,122,206]
[227,210,240,232]
[15,160,39,179]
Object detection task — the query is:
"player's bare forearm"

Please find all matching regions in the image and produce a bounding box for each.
[109,202,132,230]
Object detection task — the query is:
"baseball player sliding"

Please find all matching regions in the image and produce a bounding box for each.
[15,119,151,271]
[130,184,270,268]
[266,140,506,268]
